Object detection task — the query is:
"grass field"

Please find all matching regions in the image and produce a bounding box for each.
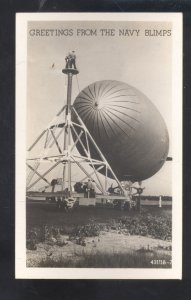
[27,202,171,226]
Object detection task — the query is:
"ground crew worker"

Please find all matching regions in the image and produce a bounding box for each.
[81,182,86,197]
[91,180,96,198]
[87,179,92,198]
[108,184,114,194]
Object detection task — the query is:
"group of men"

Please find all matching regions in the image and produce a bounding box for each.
[74,179,96,198]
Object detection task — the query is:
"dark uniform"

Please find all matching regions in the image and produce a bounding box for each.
[87,179,92,198]
[65,51,77,69]
[90,180,96,198]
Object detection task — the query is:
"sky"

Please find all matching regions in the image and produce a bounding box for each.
[27,20,172,195]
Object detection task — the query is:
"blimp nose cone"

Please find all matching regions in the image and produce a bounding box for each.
[72,80,169,181]
[94,99,100,108]
[92,94,108,110]
[93,100,104,109]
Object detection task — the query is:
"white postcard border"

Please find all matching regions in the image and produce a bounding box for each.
[16,12,182,279]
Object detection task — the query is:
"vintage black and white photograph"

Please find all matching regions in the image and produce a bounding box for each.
[16,13,182,279]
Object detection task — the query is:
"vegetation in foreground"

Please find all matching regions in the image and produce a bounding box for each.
[27,208,172,250]
[37,250,172,268]
[27,207,172,268]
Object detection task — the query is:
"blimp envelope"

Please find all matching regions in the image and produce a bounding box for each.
[72,80,169,182]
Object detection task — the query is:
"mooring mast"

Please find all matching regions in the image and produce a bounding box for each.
[62,59,79,193]
[26,52,126,197]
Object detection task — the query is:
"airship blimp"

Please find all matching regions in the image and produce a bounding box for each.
[72,80,169,182]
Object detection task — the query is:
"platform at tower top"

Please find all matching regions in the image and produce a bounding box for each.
[62,68,79,75]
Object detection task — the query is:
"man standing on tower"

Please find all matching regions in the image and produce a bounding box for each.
[65,50,77,69]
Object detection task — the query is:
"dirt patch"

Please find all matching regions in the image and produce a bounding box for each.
[27,231,171,267]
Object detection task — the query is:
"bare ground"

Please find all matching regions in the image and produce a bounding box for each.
[27,230,171,267]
